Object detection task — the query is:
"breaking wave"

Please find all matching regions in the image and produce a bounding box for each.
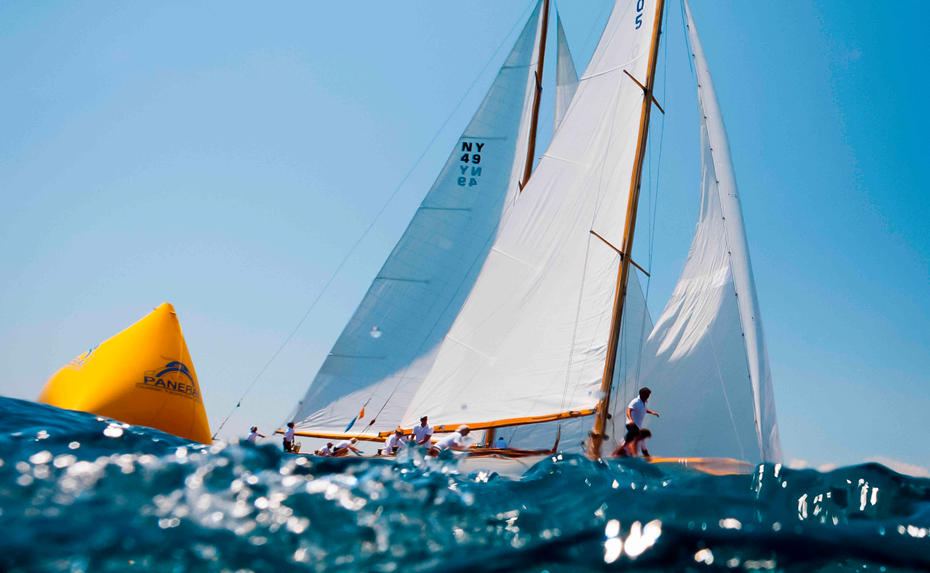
[1,396,928,572]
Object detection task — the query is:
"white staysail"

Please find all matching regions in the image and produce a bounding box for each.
[402,0,662,429]
[636,1,781,463]
[291,2,546,436]
[554,13,579,130]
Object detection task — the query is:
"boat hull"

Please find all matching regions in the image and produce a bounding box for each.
[294,450,753,478]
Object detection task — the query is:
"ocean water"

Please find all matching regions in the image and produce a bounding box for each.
[1,397,928,572]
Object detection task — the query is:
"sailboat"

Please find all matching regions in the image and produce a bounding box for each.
[286,0,781,471]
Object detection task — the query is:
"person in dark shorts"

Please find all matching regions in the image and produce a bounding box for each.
[625,387,659,434]
[612,428,652,458]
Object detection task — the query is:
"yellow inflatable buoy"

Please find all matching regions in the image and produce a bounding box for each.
[38,303,212,444]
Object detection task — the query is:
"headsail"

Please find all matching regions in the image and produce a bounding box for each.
[636,1,781,463]
[554,13,579,130]
[291,2,547,437]
[402,0,663,430]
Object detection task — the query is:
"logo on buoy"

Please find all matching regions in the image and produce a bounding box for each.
[156,361,194,382]
[66,345,98,370]
[137,361,200,401]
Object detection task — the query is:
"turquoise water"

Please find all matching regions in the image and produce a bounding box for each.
[1,396,928,572]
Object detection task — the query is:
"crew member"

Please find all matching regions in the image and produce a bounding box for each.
[283,422,296,452]
[624,386,659,434]
[411,415,433,445]
[383,428,405,455]
[432,425,471,453]
[246,426,265,443]
[611,428,652,458]
[333,438,362,456]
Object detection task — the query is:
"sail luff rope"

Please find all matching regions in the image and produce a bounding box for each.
[211,1,539,441]
[577,0,618,70]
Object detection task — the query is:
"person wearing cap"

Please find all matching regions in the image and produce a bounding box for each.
[383,428,405,455]
[411,415,433,445]
[333,437,362,457]
[432,425,471,452]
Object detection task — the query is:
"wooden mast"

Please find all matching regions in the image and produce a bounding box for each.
[518,0,550,190]
[588,0,666,459]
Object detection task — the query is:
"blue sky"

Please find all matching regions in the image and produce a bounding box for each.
[1,1,927,474]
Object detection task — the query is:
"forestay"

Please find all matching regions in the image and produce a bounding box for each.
[291,2,546,436]
[635,1,781,463]
[402,0,662,429]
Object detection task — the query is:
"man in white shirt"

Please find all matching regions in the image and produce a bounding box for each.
[333,438,362,457]
[626,386,659,428]
[623,387,659,454]
[317,442,334,456]
[411,415,433,445]
[246,426,265,443]
[432,425,471,453]
[383,428,405,456]
[283,422,296,452]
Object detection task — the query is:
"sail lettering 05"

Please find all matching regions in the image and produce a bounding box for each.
[458,140,486,187]
[635,0,645,29]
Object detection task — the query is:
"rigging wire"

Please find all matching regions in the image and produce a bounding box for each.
[211,0,540,440]
[679,0,696,78]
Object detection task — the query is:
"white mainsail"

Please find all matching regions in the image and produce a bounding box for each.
[291,2,546,436]
[554,13,579,130]
[402,0,662,429]
[635,1,781,463]
[497,272,653,451]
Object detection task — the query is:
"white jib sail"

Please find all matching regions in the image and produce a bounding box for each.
[636,1,781,463]
[291,2,546,436]
[554,13,579,130]
[402,0,662,429]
